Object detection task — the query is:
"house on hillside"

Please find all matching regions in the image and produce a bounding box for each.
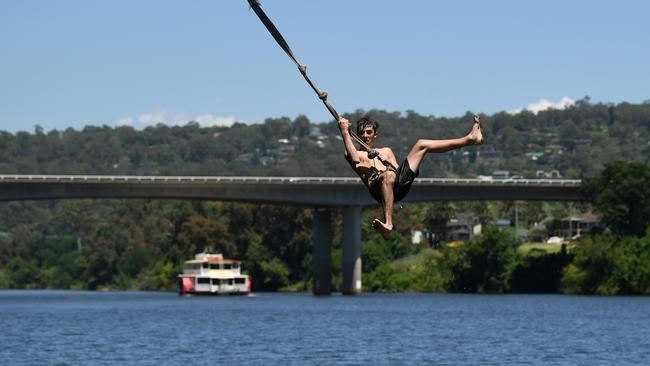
[446,214,482,241]
[309,125,328,147]
[492,170,510,179]
[544,144,565,156]
[552,213,601,239]
[536,169,562,179]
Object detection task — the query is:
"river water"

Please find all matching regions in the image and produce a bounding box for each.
[1,291,649,365]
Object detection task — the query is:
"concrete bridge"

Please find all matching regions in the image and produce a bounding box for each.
[0,175,583,295]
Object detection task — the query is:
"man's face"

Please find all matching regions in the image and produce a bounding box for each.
[358,126,377,146]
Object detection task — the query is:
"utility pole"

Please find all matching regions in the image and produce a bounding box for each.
[514,202,519,233]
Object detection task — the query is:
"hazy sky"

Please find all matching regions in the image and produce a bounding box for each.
[1,0,648,133]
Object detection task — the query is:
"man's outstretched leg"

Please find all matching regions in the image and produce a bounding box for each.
[372,171,396,240]
[406,116,484,172]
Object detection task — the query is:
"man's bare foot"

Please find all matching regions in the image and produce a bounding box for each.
[468,115,484,145]
[372,218,393,240]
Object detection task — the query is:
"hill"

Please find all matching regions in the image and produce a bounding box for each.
[2,98,649,178]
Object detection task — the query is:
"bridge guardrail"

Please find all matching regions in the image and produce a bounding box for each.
[0,175,581,186]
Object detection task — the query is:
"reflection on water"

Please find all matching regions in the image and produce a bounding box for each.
[1,291,649,365]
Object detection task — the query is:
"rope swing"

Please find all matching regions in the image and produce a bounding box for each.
[246,0,381,160]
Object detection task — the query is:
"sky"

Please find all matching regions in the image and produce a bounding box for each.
[1,0,649,133]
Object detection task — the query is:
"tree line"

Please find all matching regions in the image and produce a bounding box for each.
[2,98,649,178]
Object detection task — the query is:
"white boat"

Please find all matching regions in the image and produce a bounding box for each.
[178,251,251,295]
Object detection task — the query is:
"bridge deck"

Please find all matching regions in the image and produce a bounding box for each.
[0,175,583,205]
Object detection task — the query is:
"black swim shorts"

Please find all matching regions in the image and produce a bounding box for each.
[368,158,419,204]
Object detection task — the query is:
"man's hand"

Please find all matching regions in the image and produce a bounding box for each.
[373,149,398,170]
[338,117,361,164]
[372,150,385,161]
[338,117,350,133]
[372,150,390,166]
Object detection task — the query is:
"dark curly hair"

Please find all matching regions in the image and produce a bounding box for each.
[356,116,379,134]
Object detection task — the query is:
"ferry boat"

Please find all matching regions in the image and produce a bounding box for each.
[178,251,251,295]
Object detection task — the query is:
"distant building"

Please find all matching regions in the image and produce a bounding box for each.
[445,214,481,241]
[276,145,295,157]
[552,213,600,238]
[235,153,252,163]
[536,170,562,179]
[493,219,512,227]
[309,125,329,147]
[492,170,510,179]
[258,156,273,166]
[309,126,327,140]
[525,151,544,161]
[544,145,565,156]
[446,218,472,241]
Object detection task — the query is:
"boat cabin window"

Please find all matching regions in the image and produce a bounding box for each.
[235,278,246,284]
[232,263,240,269]
[210,264,220,270]
[224,264,232,269]
[202,263,209,269]
[197,278,210,284]
[211,279,219,285]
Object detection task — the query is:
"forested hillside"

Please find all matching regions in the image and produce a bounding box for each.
[2,98,649,178]
[1,99,650,293]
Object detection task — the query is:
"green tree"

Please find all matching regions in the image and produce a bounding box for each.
[117,246,154,278]
[291,115,311,138]
[6,257,39,288]
[509,251,572,293]
[422,202,455,248]
[53,200,99,250]
[558,119,579,151]
[135,261,176,291]
[582,161,650,236]
[258,257,290,289]
[605,235,650,294]
[0,224,39,265]
[176,215,235,257]
[244,234,274,291]
[84,241,118,290]
[561,232,650,295]
[441,227,519,293]
[559,233,614,294]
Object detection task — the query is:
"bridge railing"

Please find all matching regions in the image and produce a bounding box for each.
[0,175,581,186]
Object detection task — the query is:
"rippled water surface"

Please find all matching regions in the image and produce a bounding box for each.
[1,291,649,365]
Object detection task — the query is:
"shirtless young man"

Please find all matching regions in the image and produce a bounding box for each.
[338,115,484,239]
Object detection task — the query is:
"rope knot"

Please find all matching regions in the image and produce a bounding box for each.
[298,64,307,74]
[318,91,328,101]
